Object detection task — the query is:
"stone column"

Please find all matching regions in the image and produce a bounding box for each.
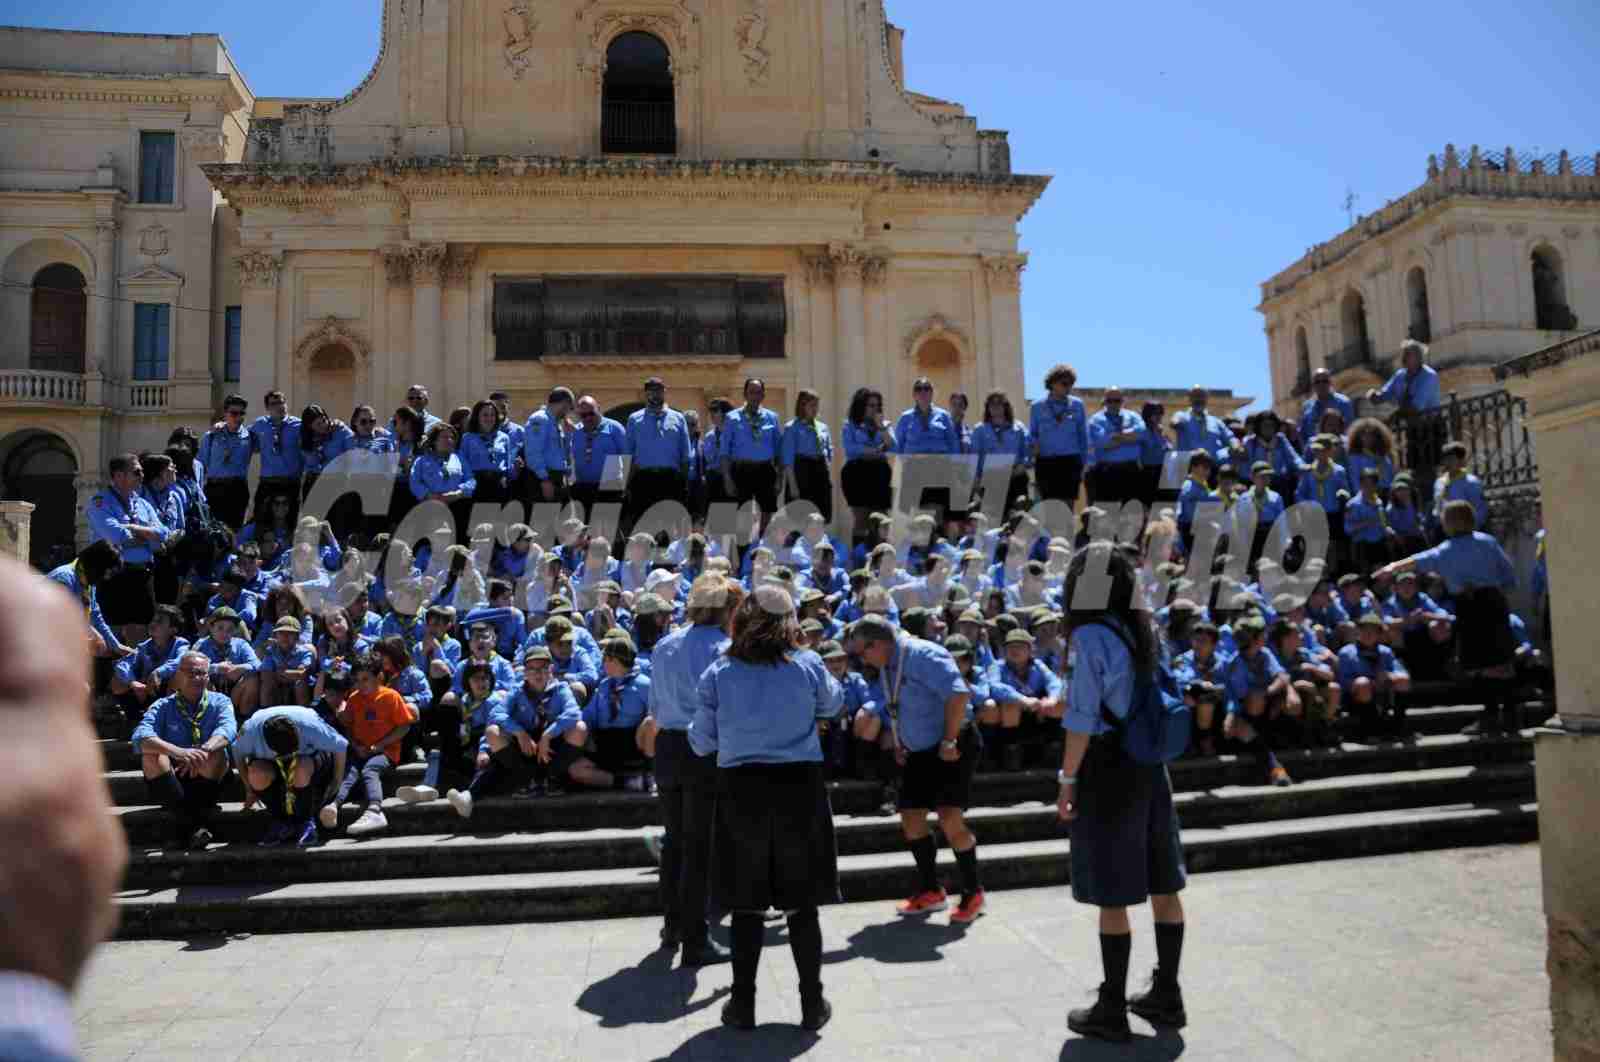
[442,246,478,409]
[235,250,283,411]
[983,254,1028,397]
[1498,332,1600,1062]
[0,501,34,564]
[408,243,447,402]
[802,253,837,416]
[380,247,413,405]
[92,220,118,378]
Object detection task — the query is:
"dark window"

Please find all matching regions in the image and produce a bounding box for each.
[224,306,242,381]
[139,131,177,204]
[602,32,675,154]
[1406,267,1431,343]
[133,303,170,380]
[1532,246,1578,331]
[29,263,87,375]
[492,277,786,359]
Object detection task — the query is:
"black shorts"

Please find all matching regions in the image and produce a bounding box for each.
[101,565,155,627]
[841,458,893,513]
[897,727,980,812]
[1069,736,1187,907]
[589,726,646,773]
[731,462,779,515]
[1035,455,1084,507]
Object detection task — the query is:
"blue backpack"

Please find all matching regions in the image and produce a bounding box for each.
[1085,619,1191,765]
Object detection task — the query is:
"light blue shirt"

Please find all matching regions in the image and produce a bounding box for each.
[1296,464,1351,513]
[1346,453,1395,492]
[841,419,893,462]
[409,452,476,501]
[1410,533,1516,595]
[894,405,960,455]
[780,419,833,467]
[721,407,782,463]
[1176,479,1218,527]
[1172,409,1234,463]
[877,635,971,752]
[248,415,305,479]
[1029,396,1090,458]
[571,418,629,484]
[232,705,348,760]
[1343,495,1388,544]
[627,406,692,472]
[1435,473,1488,531]
[1223,647,1286,703]
[199,425,253,479]
[1087,408,1145,465]
[304,423,355,476]
[688,651,838,767]
[193,634,259,676]
[460,429,516,476]
[1063,621,1135,736]
[494,681,583,739]
[115,635,190,686]
[47,562,121,651]
[972,422,1029,478]
[1387,500,1422,537]
[1297,392,1356,444]
[584,669,651,731]
[131,690,238,754]
[524,407,571,479]
[1243,434,1303,479]
[699,427,726,478]
[1336,643,1408,692]
[87,487,164,565]
[451,652,518,697]
[1375,365,1442,412]
[645,623,730,732]
[986,658,1062,702]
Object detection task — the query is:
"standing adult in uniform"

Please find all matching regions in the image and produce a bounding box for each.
[689,586,840,1032]
[645,574,740,965]
[624,377,692,535]
[88,454,169,638]
[894,377,962,521]
[1086,387,1147,507]
[1056,542,1188,1042]
[524,387,575,508]
[973,390,1031,518]
[840,388,895,541]
[247,390,304,527]
[781,388,835,523]
[199,394,253,530]
[1029,363,1090,509]
[569,396,628,529]
[698,399,732,520]
[721,378,783,539]
[852,615,986,924]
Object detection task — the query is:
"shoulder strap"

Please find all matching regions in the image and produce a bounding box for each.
[1077,617,1143,732]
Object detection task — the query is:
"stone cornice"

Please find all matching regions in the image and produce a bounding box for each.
[539,355,743,372]
[1496,328,1600,381]
[0,69,243,110]
[201,156,1051,217]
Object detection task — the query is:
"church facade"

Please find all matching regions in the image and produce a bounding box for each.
[0,1,1048,565]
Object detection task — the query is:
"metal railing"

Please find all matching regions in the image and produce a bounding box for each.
[602,101,675,155]
[1390,389,1538,495]
[1325,339,1373,375]
[0,369,86,404]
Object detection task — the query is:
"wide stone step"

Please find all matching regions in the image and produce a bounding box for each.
[119,763,1535,889]
[109,732,1534,845]
[112,800,1539,938]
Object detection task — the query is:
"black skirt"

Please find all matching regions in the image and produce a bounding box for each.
[1454,586,1516,673]
[1069,736,1187,908]
[714,761,840,911]
[841,458,893,512]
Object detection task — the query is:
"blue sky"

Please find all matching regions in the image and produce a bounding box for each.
[5,0,1596,407]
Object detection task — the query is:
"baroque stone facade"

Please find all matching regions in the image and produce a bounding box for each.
[0,2,1048,566]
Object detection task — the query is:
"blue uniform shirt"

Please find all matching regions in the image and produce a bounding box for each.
[199,424,253,479]
[115,636,191,687]
[585,669,651,731]
[248,415,305,479]
[1173,410,1234,463]
[460,607,526,661]
[721,407,782,463]
[494,681,583,739]
[1029,396,1090,458]
[451,652,517,697]
[571,418,629,484]
[1410,533,1516,595]
[972,422,1029,479]
[647,623,730,732]
[409,453,476,501]
[1296,464,1351,513]
[303,423,356,476]
[1343,495,1388,544]
[878,635,971,752]
[47,562,121,650]
[87,487,164,565]
[380,611,426,646]
[987,658,1062,702]
[1346,453,1395,492]
[193,635,259,676]
[524,407,571,479]
[1375,365,1442,412]
[689,650,837,767]
[131,690,238,754]
[1223,647,1286,704]
[1336,643,1408,692]
[232,705,347,761]
[1173,649,1234,712]
[627,407,692,472]
[460,429,515,476]
[259,641,316,675]
[1296,392,1356,445]
[1176,479,1218,527]
[389,666,433,714]
[1087,408,1145,465]
[780,419,833,467]
[1244,434,1303,479]
[698,428,725,479]
[894,405,960,455]
[841,420,893,462]
[1435,472,1488,531]
[1387,500,1422,537]
[1063,621,1135,736]
[141,484,185,538]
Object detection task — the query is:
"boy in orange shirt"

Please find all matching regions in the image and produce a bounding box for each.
[320,652,417,838]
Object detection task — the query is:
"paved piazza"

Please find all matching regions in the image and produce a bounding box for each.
[75,844,1548,1062]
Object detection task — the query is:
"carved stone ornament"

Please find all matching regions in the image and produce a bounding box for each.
[735,2,771,86]
[407,243,448,285]
[578,2,700,84]
[295,316,372,367]
[981,254,1027,292]
[138,224,169,260]
[503,1,538,80]
[442,245,478,286]
[235,250,283,289]
[380,245,413,284]
[903,314,971,362]
[827,242,870,282]
[179,126,226,164]
[861,256,889,288]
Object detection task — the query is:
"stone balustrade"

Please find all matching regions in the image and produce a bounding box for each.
[0,369,86,405]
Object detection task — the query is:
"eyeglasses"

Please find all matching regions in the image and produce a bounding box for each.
[225,408,245,417]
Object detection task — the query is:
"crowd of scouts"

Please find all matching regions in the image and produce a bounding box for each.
[43,344,1550,1032]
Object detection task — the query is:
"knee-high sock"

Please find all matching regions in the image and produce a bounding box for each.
[908,834,938,893]
[1154,921,1184,989]
[954,844,981,900]
[181,775,223,825]
[146,771,185,809]
[1100,932,1132,1003]
[730,912,764,1000]
[787,907,823,1001]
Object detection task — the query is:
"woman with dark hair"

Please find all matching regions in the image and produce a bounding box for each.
[388,406,425,528]
[299,404,352,503]
[1242,410,1304,502]
[1345,416,1396,496]
[781,388,835,523]
[1057,542,1188,1043]
[410,422,476,543]
[460,399,513,507]
[1029,364,1089,507]
[972,390,1030,516]
[339,404,395,542]
[1139,401,1172,508]
[447,405,473,440]
[841,387,895,538]
[689,586,840,1032]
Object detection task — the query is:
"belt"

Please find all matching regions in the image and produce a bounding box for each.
[734,459,774,467]
[794,455,828,464]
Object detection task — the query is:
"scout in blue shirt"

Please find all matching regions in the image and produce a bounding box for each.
[300,407,356,478]
[1086,388,1147,505]
[524,387,575,497]
[258,616,317,708]
[570,401,629,489]
[1344,418,1396,493]
[48,545,126,656]
[721,378,784,528]
[409,425,477,502]
[1173,386,1238,464]
[1175,453,1218,548]
[138,453,186,539]
[851,615,984,919]
[570,639,653,790]
[88,454,168,567]
[200,407,253,480]
[894,378,961,455]
[459,400,516,490]
[1386,476,1427,553]
[1335,615,1411,736]
[111,606,190,725]
[1296,371,1356,448]
[462,582,528,661]
[1219,615,1297,786]
[1242,412,1303,489]
[1367,341,1441,413]
[627,381,693,473]
[1295,436,1350,514]
[489,391,526,480]
[1028,366,1090,477]
[780,388,835,521]
[1432,442,1487,533]
[446,623,518,701]
[235,705,349,846]
[1173,621,1231,756]
[1269,618,1341,746]
[131,651,237,848]
[972,393,1030,510]
[542,616,601,703]
[194,607,261,717]
[983,628,1062,772]
[248,392,306,480]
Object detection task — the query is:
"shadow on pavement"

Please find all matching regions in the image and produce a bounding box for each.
[1060,1029,1185,1060]
[844,916,969,964]
[652,1023,820,1062]
[577,946,729,1028]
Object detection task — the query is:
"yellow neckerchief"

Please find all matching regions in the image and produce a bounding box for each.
[1311,462,1337,483]
[1445,467,1467,483]
[175,693,207,745]
[1363,492,1389,531]
[275,753,299,814]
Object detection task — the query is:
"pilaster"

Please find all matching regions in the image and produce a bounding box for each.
[408,243,447,402]
[235,250,283,411]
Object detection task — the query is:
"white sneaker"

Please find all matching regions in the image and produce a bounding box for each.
[318,803,340,830]
[447,789,473,819]
[397,785,439,804]
[623,774,648,793]
[347,808,389,837]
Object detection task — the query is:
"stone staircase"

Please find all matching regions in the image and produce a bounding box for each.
[108,705,1539,939]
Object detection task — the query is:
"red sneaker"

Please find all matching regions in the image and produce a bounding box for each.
[950,890,986,924]
[896,888,948,916]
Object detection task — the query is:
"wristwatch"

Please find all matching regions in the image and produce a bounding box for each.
[940,738,959,751]
[1057,770,1077,786]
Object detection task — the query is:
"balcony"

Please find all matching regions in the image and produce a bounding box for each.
[0,369,85,405]
[602,101,676,155]
[1325,339,1374,375]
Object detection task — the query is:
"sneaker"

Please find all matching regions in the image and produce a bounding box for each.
[680,937,732,967]
[800,995,833,1032]
[1068,987,1131,1042]
[950,890,986,925]
[877,786,899,816]
[318,803,340,830]
[514,779,547,799]
[896,889,948,916]
[1128,970,1187,1029]
[187,826,213,851]
[257,820,295,848]
[347,808,389,837]
[720,996,756,1031]
[622,774,649,793]
[447,788,473,819]
[1269,765,1293,788]
[396,785,440,804]
[642,832,664,865]
[293,820,320,848]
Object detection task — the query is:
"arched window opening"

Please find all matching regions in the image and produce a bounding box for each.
[1406,267,1432,343]
[0,431,78,569]
[1293,326,1312,394]
[602,32,675,155]
[307,345,356,424]
[914,337,962,409]
[1336,290,1370,371]
[29,263,87,375]
[1532,246,1578,331]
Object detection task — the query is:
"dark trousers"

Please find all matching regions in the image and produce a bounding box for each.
[1035,455,1084,509]
[335,751,393,807]
[1093,461,1142,507]
[204,478,250,530]
[655,730,717,946]
[101,565,155,626]
[627,468,688,534]
[421,703,480,788]
[789,457,834,523]
[569,482,624,532]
